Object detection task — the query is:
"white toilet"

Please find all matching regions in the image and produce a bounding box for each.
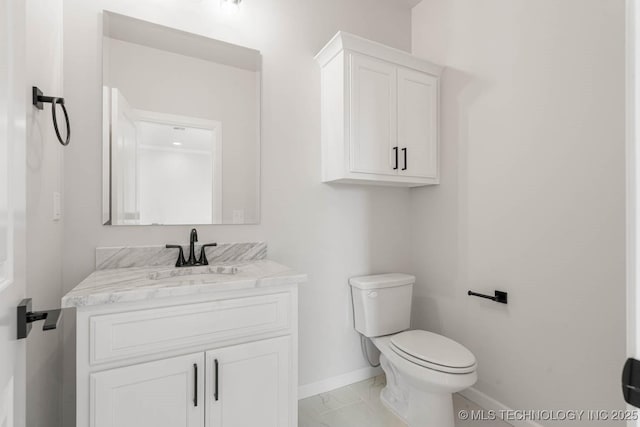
[349,273,477,427]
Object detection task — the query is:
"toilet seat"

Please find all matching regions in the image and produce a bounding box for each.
[390,330,476,374]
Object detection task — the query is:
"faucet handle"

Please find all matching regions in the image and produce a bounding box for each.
[166,244,187,267]
[198,243,218,266]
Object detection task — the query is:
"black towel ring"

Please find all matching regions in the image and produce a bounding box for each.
[32,86,70,146]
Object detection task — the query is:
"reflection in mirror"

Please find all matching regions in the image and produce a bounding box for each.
[102,11,260,225]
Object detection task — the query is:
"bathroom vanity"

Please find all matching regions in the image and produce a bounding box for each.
[62,243,305,427]
[66,12,303,426]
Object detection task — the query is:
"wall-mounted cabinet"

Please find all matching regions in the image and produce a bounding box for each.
[315,32,443,187]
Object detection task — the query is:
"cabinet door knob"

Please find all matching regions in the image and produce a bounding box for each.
[393,146,399,170]
[402,148,407,171]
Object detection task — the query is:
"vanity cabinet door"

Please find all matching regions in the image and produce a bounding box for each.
[397,67,439,179]
[206,336,292,427]
[349,53,398,176]
[91,352,205,427]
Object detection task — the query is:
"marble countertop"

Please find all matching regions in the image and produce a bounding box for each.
[62,260,307,308]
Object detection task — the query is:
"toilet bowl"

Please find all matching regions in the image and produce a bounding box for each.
[373,332,477,426]
[349,274,477,427]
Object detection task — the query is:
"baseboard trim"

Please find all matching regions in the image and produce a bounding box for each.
[459,387,544,427]
[298,366,383,400]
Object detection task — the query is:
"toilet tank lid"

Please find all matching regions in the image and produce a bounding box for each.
[349,273,415,290]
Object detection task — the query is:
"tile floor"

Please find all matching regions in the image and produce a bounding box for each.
[298,375,512,427]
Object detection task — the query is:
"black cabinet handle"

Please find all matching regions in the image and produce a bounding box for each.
[393,146,398,170]
[214,359,219,401]
[402,148,407,171]
[193,363,198,407]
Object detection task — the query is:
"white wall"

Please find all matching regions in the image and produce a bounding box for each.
[25,0,64,426]
[63,0,413,424]
[411,0,626,422]
[105,38,259,223]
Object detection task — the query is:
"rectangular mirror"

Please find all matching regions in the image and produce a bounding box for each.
[102,12,261,225]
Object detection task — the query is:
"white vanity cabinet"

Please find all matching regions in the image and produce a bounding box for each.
[73,285,299,427]
[315,32,443,187]
[91,337,291,427]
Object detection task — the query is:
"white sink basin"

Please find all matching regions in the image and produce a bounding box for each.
[148,265,238,282]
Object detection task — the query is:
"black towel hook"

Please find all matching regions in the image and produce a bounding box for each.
[32,86,70,146]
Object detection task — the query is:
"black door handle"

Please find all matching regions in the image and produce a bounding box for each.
[17,298,63,339]
[214,359,219,401]
[193,363,198,407]
[393,147,398,170]
[623,358,640,408]
[402,148,407,171]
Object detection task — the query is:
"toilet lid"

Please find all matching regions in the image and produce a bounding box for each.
[349,273,415,290]
[390,330,476,374]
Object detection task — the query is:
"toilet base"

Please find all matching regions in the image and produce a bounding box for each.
[379,354,456,427]
[380,386,455,427]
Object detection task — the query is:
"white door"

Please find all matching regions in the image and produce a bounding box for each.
[349,53,398,176]
[206,337,292,427]
[397,67,439,179]
[0,0,27,426]
[111,88,139,225]
[91,353,205,427]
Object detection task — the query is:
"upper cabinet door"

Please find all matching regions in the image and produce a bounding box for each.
[349,53,397,176]
[397,67,439,179]
[91,352,205,427]
[206,336,292,427]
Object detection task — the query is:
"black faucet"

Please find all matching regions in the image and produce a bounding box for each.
[166,228,217,267]
[188,228,198,265]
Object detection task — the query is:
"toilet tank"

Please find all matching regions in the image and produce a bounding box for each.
[349,273,415,337]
